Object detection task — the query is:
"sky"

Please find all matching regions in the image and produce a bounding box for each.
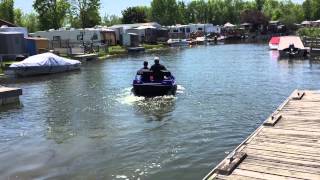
[15,0,303,16]
[15,0,154,16]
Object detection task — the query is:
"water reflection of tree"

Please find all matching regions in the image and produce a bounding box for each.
[133,96,176,122]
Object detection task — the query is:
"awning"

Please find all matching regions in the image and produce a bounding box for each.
[269,36,280,45]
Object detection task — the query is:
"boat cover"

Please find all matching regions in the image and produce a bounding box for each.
[278,36,305,50]
[10,53,81,68]
[269,37,280,45]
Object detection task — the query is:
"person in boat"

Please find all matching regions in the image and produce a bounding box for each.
[137,61,151,81]
[150,57,167,81]
[138,61,149,73]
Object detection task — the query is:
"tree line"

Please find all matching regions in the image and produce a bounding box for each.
[0,0,320,33]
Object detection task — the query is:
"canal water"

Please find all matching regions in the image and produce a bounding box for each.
[1,44,320,179]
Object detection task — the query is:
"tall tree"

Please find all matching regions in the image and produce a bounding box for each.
[121,6,148,24]
[70,0,101,28]
[255,0,265,11]
[240,9,269,30]
[302,0,312,20]
[14,8,23,26]
[0,0,14,23]
[33,0,70,30]
[102,14,122,26]
[151,0,179,25]
[177,1,188,24]
[23,13,39,32]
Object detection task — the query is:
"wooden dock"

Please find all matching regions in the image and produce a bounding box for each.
[73,53,98,62]
[302,37,320,58]
[204,90,320,180]
[0,86,22,105]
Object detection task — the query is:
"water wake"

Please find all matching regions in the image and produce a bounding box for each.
[116,85,185,106]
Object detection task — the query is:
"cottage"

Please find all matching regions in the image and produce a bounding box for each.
[110,22,162,44]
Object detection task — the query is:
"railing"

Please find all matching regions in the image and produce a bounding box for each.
[302,36,320,48]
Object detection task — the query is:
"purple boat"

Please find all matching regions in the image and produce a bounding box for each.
[132,69,177,97]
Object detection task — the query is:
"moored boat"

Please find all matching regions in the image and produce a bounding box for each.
[278,36,308,58]
[167,39,190,47]
[5,53,81,77]
[132,69,177,97]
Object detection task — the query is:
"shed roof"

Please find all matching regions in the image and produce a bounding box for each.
[0,19,17,27]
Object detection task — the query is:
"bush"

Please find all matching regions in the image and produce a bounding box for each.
[297,27,320,38]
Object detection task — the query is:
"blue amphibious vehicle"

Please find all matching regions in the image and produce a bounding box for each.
[133,69,177,96]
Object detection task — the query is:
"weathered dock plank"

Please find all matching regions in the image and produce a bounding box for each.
[204,90,320,180]
[0,86,22,105]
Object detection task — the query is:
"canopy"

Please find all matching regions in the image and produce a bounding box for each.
[278,36,305,51]
[136,25,156,30]
[269,36,280,45]
[224,22,236,28]
[301,21,311,25]
[10,53,81,68]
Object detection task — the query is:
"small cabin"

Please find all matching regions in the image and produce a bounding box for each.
[0,32,26,59]
[123,33,139,47]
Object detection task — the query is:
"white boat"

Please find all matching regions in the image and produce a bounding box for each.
[6,53,81,76]
[277,36,308,58]
[167,39,190,47]
[195,36,207,45]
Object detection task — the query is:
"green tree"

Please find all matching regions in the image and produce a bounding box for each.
[102,14,122,26]
[71,0,101,28]
[121,6,149,24]
[0,0,14,23]
[177,1,188,24]
[23,13,39,32]
[302,0,312,20]
[33,0,70,30]
[14,8,23,26]
[308,0,320,20]
[151,0,179,25]
[255,0,265,11]
[240,9,269,30]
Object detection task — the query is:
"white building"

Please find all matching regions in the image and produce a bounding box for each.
[32,27,117,47]
[109,22,161,44]
[167,23,221,38]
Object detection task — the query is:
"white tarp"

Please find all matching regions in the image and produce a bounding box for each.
[10,53,81,67]
[278,36,305,51]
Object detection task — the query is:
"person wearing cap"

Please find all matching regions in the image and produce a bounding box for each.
[150,57,167,80]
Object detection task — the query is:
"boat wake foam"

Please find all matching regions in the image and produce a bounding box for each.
[116,85,184,106]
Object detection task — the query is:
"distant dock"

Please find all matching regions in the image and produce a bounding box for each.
[204,90,320,180]
[0,86,22,105]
